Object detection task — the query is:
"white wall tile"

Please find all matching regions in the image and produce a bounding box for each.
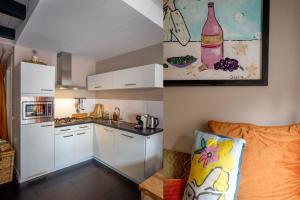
[54,98,95,118]
[146,101,163,128]
[55,98,163,128]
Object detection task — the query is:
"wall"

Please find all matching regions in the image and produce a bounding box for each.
[96,43,163,100]
[14,45,96,98]
[164,0,300,153]
[54,98,163,128]
[54,98,96,118]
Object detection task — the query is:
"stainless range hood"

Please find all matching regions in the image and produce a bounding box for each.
[56,52,86,90]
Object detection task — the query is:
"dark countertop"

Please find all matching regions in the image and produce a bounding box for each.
[55,118,163,136]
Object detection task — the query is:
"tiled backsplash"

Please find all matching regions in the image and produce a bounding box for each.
[54,99,96,119]
[55,98,163,128]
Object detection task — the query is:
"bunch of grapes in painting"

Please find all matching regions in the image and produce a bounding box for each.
[214,57,239,72]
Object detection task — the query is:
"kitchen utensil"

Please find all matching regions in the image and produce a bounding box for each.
[71,113,88,119]
[90,104,104,118]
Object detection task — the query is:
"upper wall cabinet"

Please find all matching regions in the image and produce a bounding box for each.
[20,62,55,95]
[87,72,113,91]
[87,64,163,91]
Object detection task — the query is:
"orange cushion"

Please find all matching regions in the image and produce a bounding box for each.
[208,120,300,200]
[164,179,187,200]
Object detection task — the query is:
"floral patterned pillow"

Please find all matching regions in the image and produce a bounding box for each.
[182,130,245,200]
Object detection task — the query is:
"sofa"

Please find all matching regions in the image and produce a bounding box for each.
[164,120,300,200]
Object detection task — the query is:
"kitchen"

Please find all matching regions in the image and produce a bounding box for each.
[0,0,163,199]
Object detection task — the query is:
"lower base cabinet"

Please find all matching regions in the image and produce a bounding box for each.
[20,122,55,182]
[54,123,162,183]
[114,131,145,183]
[94,125,115,166]
[55,132,76,169]
[94,124,163,183]
[55,124,92,169]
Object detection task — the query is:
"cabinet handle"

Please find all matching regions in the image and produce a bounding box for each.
[60,129,71,132]
[121,133,134,138]
[94,85,102,88]
[41,89,53,92]
[79,126,88,129]
[77,132,86,135]
[104,128,113,132]
[63,134,73,138]
[41,124,53,127]
[124,83,137,86]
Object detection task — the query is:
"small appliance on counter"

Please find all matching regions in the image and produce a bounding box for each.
[141,114,159,129]
[134,115,144,129]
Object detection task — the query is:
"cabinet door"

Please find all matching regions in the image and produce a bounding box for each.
[21,62,55,95]
[114,130,145,183]
[87,72,113,91]
[145,132,163,179]
[21,122,54,180]
[113,65,154,89]
[74,129,92,162]
[94,125,115,166]
[55,132,76,169]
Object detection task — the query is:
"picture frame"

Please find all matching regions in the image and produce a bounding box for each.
[164,0,270,86]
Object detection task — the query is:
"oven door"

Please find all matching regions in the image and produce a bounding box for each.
[21,97,54,124]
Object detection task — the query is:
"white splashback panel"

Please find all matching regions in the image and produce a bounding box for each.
[54,99,96,118]
[54,98,163,128]
[95,99,163,128]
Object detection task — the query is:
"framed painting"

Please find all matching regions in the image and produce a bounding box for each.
[163,0,270,86]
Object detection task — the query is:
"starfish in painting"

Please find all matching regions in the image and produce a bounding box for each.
[232,42,248,56]
[186,65,196,76]
[246,63,258,78]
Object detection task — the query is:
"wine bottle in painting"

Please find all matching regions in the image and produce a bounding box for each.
[201,2,224,69]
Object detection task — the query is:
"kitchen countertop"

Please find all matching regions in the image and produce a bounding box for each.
[55,118,163,136]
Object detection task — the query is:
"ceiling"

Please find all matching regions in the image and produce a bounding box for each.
[0,0,27,32]
[16,0,163,61]
[150,0,162,8]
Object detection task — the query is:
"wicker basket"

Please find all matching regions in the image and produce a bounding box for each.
[0,143,14,184]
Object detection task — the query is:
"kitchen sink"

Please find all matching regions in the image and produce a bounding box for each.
[102,119,123,125]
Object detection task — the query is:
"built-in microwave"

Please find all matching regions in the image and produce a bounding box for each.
[21,97,54,124]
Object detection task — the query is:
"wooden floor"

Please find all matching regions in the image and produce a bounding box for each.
[0,160,140,200]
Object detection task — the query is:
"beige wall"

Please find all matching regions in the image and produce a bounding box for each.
[164,0,300,153]
[96,43,163,100]
[14,45,97,98]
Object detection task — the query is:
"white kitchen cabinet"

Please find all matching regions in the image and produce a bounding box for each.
[144,133,163,178]
[20,62,55,95]
[93,124,163,183]
[74,129,93,162]
[55,132,76,169]
[87,64,163,91]
[53,123,162,183]
[87,72,113,90]
[114,130,146,183]
[113,64,163,89]
[55,124,93,170]
[20,122,54,182]
[94,124,115,166]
